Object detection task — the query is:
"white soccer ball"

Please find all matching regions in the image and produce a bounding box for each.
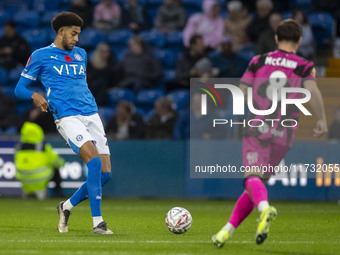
[165,207,192,234]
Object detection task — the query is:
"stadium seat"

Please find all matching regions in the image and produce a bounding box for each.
[0,67,8,85]
[16,101,33,115]
[14,10,40,29]
[113,47,129,61]
[163,68,176,82]
[147,0,163,7]
[1,85,16,98]
[166,30,183,48]
[282,11,292,20]
[108,29,134,45]
[136,89,164,106]
[0,0,29,14]
[0,10,10,27]
[77,28,106,49]
[41,11,59,27]
[308,12,334,46]
[108,88,135,106]
[8,66,23,83]
[292,0,312,12]
[140,30,166,48]
[238,48,255,62]
[98,106,115,126]
[22,29,49,51]
[33,0,59,12]
[153,48,175,68]
[182,0,202,9]
[168,89,190,111]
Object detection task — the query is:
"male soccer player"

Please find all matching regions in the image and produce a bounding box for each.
[212,19,327,247]
[15,12,113,234]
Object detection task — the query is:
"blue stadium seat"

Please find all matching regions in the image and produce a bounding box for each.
[147,0,163,7]
[163,68,176,82]
[0,10,10,27]
[112,47,129,61]
[146,7,158,23]
[166,30,183,47]
[14,10,40,29]
[136,89,164,106]
[108,29,134,45]
[108,88,135,105]
[153,48,175,68]
[22,29,49,51]
[77,29,106,49]
[308,12,334,46]
[168,89,190,111]
[140,30,166,48]
[282,11,292,20]
[98,106,115,126]
[0,0,30,14]
[182,0,202,9]
[0,67,8,85]
[292,0,312,12]
[8,66,23,83]
[33,0,59,12]
[1,85,15,98]
[41,11,59,27]
[16,101,33,115]
[238,48,255,62]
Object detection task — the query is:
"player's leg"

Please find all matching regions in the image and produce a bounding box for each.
[253,142,290,244]
[212,137,266,248]
[65,154,111,208]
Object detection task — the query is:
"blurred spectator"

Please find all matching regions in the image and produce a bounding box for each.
[87,42,116,106]
[154,0,186,34]
[173,34,206,89]
[106,101,145,139]
[20,107,57,134]
[69,0,93,28]
[328,106,340,140]
[183,0,224,50]
[256,12,282,54]
[147,97,177,139]
[224,0,251,52]
[115,36,163,92]
[0,88,18,133]
[293,10,315,60]
[312,0,340,36]
[191,57,217,82]
[247,0,273,42]
[121,0,150,33]
[14,122,65,199]
[0,20,30,70]
[210,36,248,77]
[93,0,121,32]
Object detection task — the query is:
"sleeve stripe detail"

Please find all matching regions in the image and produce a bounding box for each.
[21,73,37,81]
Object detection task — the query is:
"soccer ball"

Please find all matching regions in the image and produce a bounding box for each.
[165,207,192,234]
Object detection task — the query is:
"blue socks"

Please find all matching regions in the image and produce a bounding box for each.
[70,172,112,207]
[86,157,102,217]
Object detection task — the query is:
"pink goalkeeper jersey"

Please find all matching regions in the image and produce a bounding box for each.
[240,49,315,144]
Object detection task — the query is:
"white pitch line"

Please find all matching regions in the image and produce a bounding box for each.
[3,239,339,245]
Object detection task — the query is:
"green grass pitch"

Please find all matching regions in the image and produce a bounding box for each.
[0,198,339,255]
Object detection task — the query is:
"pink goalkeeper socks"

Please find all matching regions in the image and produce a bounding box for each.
[245,176,268,207]
[228,191,255,228]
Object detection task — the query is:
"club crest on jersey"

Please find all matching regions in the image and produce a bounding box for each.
[74,54,82,61]
[64,56,72,62]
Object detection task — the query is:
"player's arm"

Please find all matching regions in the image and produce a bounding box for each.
[15,77,49,112]
[303,79,327,137]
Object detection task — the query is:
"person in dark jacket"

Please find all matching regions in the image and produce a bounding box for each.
[120,0,150,33]
[115,36,163,92]
[154,0,186,34]
[106,100,145,139]
[0,20,30,70]
[147,97,177,139]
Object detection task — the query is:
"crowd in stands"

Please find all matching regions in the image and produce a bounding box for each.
[0,0,338,139]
